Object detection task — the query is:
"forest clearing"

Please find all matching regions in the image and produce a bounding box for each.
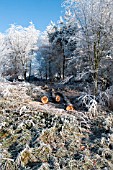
[0,0,113,169]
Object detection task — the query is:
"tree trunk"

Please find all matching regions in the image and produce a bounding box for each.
[93,30,101,95]
[93,42,99,95]
[62,53,65,80]
[28,61,32,81]
[24,69,27,81]
[45,65,48,81]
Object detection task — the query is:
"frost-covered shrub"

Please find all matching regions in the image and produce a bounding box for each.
[98,85,113,110]
[16,145,33,167]
[1,85,12,99]
[77,94,98,116]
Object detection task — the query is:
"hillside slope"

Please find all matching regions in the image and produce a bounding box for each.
[0,82,113,170]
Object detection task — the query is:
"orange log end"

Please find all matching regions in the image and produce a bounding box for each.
[66,105,74,111]
[41,96,48,104]
[55,95,61,102]
[80,145,86,151]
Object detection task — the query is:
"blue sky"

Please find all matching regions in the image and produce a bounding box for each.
[0,0,64,32]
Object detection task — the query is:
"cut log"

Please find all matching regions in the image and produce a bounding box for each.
[66,105,74,111]
[52,90,74,111]
[31,85,51,103]
[41,96,49,104]
[40,87,53,104]
[55,95,61,102]
[62,94,75,111]
[51,88,61,103]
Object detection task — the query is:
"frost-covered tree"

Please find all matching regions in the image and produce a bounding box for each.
[1,23,40,80]
[63,0,113,94]
[46,18,78,79]
[0,33,14,80]
[35,31,52,80]
[37,25,65,81]
[0,33,6,74]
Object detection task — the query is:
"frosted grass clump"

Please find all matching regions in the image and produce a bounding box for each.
[1,85,12,99]
[16,144,33,167]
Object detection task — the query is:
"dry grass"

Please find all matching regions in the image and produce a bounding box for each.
[0,81,113,170]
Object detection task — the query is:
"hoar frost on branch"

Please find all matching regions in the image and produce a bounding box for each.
[62,0,113,94]
[0,23,40,80]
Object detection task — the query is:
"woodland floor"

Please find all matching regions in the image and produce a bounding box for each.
[0,81,113,170]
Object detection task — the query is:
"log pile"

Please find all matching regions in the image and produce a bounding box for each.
[37,87,75,111]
